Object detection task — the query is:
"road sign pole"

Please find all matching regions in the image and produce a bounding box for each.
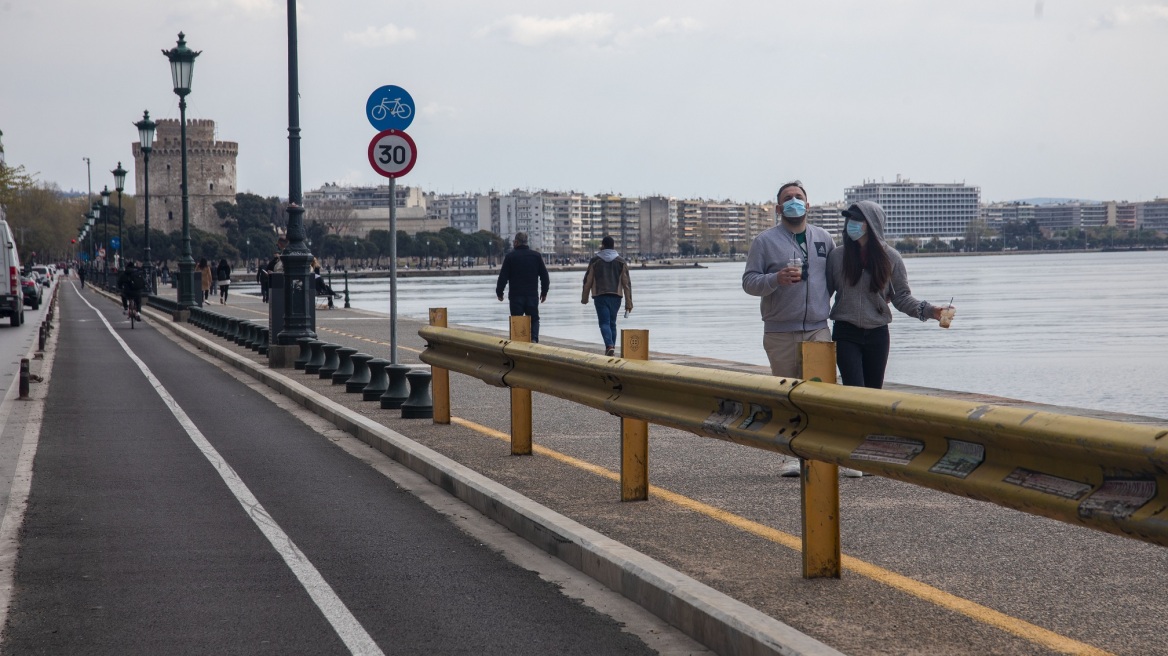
[390,175,398,365]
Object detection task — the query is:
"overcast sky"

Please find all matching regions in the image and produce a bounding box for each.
[1,0,1165,205]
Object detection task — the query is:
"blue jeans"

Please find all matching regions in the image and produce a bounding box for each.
[508,295,541,343]
[593,295,622,348]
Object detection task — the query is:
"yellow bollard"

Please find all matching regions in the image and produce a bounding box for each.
[509,316,533,456]
[620,330,650,501]
[800,341,842,579]
[429,308,451,424]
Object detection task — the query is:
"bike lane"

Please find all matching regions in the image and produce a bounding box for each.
[2,284,657,655]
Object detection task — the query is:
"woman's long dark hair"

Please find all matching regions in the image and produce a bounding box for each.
[843,225,892,293]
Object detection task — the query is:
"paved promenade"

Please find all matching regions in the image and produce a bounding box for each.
[3,279,1166,655]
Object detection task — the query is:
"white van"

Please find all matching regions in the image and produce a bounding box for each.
[0,219,24,326]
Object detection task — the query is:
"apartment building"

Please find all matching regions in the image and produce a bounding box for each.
[844,178,980,239]
[304,183,426,210]
[1142,199,1168,232]
[639,196,678,256]
[806,202,846,241]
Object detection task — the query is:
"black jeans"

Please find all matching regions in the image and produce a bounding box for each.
[508,295,541,343]
[833,321,890,389]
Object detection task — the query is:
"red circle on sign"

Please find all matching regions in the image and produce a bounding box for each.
[367,129,418,179]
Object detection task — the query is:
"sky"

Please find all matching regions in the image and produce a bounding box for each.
[1,0,1166,205]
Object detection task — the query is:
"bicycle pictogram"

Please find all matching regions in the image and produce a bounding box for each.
[370,97,412,122]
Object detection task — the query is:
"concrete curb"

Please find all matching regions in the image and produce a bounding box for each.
[140,302,844,656]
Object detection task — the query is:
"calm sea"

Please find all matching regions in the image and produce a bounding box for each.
[296,251,1168,420]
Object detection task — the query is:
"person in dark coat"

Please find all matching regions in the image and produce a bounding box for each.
[495,232,550,343]
[216,258,232,304]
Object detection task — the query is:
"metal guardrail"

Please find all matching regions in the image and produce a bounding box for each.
[419,325,1168,548]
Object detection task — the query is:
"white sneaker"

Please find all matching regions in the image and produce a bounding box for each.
[778,458,801,477]
[841,467,864,478]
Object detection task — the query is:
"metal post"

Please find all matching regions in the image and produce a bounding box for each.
[176,95,198,309]
[800,341,842,579]
[509,315,532,455]
[429,308,449,424]
[18,358,30,400]
[620,329,650,501]
[275,0,316,348]
[389,176,398,364]
[343,269,351,308]
[143,147,153,293]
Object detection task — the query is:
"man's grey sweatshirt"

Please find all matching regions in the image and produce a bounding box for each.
[742,223,836,332]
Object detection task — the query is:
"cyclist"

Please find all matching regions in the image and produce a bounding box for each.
[118,260,147,320]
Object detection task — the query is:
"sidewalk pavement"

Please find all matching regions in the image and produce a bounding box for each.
[136,289,1168,656]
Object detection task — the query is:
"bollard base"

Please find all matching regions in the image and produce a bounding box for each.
[268,344,300,369]
[173,309,191,323]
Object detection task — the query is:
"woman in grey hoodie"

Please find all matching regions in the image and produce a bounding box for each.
[826,200,951,389]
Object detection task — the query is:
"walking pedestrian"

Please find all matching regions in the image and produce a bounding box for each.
[196,257,212,305]
[581,235,633,356]
[217,258,232,304]
[743,181,858,477]
[495,232,550,343]
[78,266,86,289]
[260,237,288,303]
[827,200,952,389]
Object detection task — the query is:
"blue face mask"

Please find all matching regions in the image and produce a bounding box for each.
[846,219,868,241]
[781,198,807,219]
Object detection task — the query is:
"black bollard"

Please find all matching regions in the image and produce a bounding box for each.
[400,368,434,419]
[362,358,390,401]
[225,318,240,343]
[331,347,358,385]
[19,358,30,400]
[381,363,411,409]
[294,336,314,370]
[303,340,327,375]
[343,270,351,309]
[234,321,252,346]
[318,344,342,379]
[346,354,373,393]
[257,327,270,356]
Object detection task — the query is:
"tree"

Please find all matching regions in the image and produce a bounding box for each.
[0,162,36,209]
[894,236,920,253]
[306,200,355,236]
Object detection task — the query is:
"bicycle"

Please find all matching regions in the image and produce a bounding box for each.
[370,97,412,121]
[126,295,142,329]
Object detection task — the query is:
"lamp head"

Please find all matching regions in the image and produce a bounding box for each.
[135,110,157,153]
[112,162,127,193]
[163,32,201,97]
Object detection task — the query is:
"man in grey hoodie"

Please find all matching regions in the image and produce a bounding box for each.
[581,235,633,356]
[742,180,836,379]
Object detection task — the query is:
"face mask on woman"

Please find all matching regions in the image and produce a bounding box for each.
[846,219,868,241]
[781,198,807,219]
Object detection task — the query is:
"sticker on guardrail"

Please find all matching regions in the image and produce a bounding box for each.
[930,439,985,478]
[1078,480,1157,520]
[850,435,925,464]
[703,399,743,437]
[1004,468,1091,499]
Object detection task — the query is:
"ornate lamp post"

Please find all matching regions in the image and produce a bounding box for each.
[87,213,96,264]
[112,162,126,270]
[134,111,156,293]
[163,32,201,311]
[275,0,317,355]
[457,238,461,272]
[100,187,111,275]
[245,237,250,270]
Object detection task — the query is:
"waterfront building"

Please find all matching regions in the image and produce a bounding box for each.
[545,192,587,257]
[304,183,426,210]
[675,199,705,251]
[844,177,980,239]
[1141,199,1168,232]
[1115,202,1139,230]
[639,196,678,257]
[980,202,1037,231]
[597,194,641,256]
[133,119,237,234]
[429,193,480,234]
[807,202,846,241]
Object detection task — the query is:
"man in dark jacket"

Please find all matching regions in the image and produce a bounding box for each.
[495,232,550,342]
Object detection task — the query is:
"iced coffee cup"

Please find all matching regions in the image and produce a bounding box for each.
[939,306,956,329]
[786,257,804,282]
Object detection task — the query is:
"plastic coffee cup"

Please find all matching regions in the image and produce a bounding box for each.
[786,257,804,281]
[939,306,955,328]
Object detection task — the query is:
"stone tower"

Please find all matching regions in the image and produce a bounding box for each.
[132,118,237,235]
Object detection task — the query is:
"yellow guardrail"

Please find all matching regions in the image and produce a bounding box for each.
[419,324,1168,549]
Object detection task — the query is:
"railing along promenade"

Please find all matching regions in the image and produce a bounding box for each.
[418,310,1168,577]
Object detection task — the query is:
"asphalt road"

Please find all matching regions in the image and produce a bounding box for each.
[0,282,673,655]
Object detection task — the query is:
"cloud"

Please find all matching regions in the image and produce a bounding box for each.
[478,13,615,46]
[478,13,702,48]
[206,0,281,18]
[343,23,418,47]
[1092,4,1168,29]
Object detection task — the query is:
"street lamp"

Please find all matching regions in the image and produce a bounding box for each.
[112,162,126,270]
[275,0,317,355]
[100,187,111,275]
[135,110,156,293]
[163,32,201,311]
[245,237,250,270]
[457,238,461,272]
[87,211,96,273]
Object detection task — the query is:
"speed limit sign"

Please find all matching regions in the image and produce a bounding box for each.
[367,129,417,178]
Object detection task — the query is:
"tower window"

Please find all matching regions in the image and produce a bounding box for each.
[168,211,174,221]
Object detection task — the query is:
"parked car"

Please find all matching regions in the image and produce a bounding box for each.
[0,219,23,326]
[20,275,42,310]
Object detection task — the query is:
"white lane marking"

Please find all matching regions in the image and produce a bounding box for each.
[76,288,384,656]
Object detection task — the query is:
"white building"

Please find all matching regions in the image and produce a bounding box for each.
[844,177,980,239]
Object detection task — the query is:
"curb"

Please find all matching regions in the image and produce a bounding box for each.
[138,301,844,656]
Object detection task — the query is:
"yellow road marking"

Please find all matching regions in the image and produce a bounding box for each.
[450,416,1113,656]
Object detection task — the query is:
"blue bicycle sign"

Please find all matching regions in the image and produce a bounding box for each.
[366,85,415,131]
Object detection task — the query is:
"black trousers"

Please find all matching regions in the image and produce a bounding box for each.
[508,295,541,343]
[832,321,890,389]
